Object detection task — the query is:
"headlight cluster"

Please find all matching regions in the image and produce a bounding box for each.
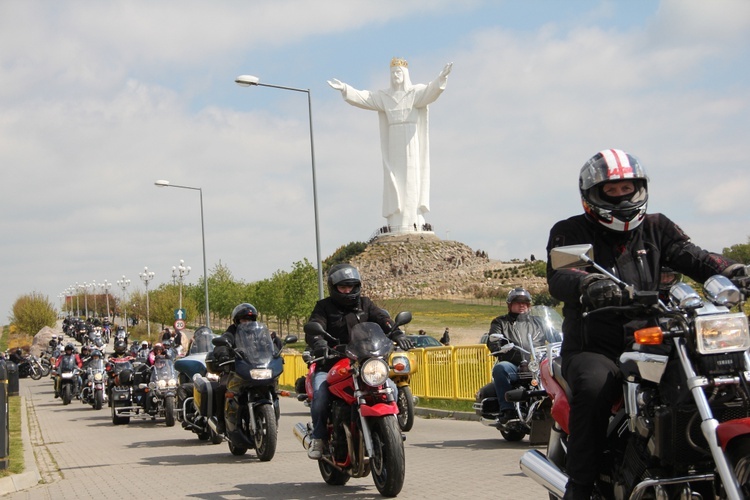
[94,373,103,381]
[361,358,389,387]
[167,378,177,388]
[157,379,167,389]
[250,369,272,380]
[695,313,750,355]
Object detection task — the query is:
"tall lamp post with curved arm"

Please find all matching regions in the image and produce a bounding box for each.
[155,180,211,328]
[139,267,155,336]
[101,280,112,320]
[117,276,131,330]
[234,74,324,300]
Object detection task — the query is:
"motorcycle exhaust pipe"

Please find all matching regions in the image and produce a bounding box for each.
[293,422,312,451]
[519,449,568,499]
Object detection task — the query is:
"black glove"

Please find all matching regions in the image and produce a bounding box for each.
[311,338,328,359]
[723,264,750,289]
[392,333,415,351]
[580,273,623,309]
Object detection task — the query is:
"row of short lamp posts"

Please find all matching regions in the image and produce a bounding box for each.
[60,280,113,319]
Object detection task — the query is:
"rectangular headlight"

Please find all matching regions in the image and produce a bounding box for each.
[250,369,272,380]
[695,313,750,355]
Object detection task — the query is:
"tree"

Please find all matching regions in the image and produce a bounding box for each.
[150,284,198,327]
[723,237,750,264]
[323,241,367,272]
[10,292,57,335]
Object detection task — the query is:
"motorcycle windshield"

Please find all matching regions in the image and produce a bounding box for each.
[88,358,105,372]
[190,332,218,355]
[234,322,275,367]
[150,357,176,382]
[59,356,77,372]
[530,305,563,342]
[346,323,394,361]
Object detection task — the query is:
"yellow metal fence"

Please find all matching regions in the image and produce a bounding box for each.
[280,344,494,401]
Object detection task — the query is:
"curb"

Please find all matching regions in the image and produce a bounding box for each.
[0,394,41,495]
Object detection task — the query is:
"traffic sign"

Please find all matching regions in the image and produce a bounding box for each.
[174,308,186,320]
[174,319,186,330]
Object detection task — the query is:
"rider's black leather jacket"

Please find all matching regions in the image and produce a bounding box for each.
[547,212,737,361]
[487,313,549,365]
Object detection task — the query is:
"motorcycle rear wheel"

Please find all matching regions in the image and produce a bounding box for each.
[111,401,130,425]
[228,442,247,456]
[252,404,277,462]
[370,415,405,497]
[164,395,176,427]
[396,386,415,432]
[319,459,350,486]
[500,427,526,442]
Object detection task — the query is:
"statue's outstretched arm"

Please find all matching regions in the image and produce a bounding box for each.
[439,62,453,79]
[327,78,345,91]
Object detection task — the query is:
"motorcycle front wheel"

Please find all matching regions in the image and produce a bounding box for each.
[396,386,415,432]
[252,404,277,462]
[30,364,42,380]
[61,384,72,405]
[164,395,176,427]
[40,361,51,377]
[370,415,405,497]
[726,434,750,497]
[94,390,103,410]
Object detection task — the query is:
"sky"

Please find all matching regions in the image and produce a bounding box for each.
[1,0,749,321]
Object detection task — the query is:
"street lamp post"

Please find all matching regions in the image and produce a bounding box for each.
[117,275,131,329]
[139,267,155,336]
[90,280,97,318]
[155,180,210,328]
[80,282,89,319]
[235,74,324,299]
[172,260,191,311]
[102,280,112,320]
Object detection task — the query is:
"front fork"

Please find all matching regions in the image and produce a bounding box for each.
[674,338,744,500]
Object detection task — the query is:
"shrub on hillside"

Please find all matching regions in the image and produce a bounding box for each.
[10,292,57,335]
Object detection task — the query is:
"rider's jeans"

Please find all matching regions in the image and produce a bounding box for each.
[311,370,398,440]
[492,361,519,411]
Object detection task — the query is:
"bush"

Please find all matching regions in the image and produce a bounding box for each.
[10,292,57,335]
[532,291,559,307]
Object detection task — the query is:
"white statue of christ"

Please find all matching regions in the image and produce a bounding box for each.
[329,58,453,233]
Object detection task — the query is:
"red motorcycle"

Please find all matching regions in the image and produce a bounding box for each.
[293,312,411,498]
[520,244,750,500]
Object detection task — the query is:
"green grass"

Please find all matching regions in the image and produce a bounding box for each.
[381,298,505,336]
[416,397,475,413]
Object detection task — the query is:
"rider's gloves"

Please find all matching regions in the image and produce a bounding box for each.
[391,333,415,351]
[580,273,623,309]
[498,343,515,354]
[311,337,329,359]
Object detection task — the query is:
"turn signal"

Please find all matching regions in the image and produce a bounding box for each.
[634,326,663,345]
[393,362,406,371]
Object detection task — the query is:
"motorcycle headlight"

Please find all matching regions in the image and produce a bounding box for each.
[167,379,177,388]
[157,379,167,389]
[361,358,389,387]
[695,313,750,355]
[206,372,220,381]
[250,369,272,380]
[389,354,411,375]
[94,373,103,381]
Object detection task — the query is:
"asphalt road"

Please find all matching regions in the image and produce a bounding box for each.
[8,375,549,499]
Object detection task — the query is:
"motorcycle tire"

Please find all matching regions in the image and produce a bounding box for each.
[94,390,103,410]
[30,365,42,381]
[210,429,223,445]
[396,386,415,432]
[228,442,247,456]
[164,395,176,427]
[61,385,72,405]
[111,402,130,425]
[252,404,277,462]
[726,434,750,496]
[319,459,350,486]
[370,415,406,497]
[500,428,526,442]
[40,361,51,377]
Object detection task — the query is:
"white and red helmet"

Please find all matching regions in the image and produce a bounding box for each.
[579,149,649,232]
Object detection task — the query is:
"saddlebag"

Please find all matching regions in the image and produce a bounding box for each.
[193,376,220,417]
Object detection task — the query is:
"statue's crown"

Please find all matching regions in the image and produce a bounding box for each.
[390,57,408,68]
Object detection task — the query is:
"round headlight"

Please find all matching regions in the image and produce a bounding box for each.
[167,379,177,388]
[361,359,389,387]
[157,379,166,389]
[94,373,103,381]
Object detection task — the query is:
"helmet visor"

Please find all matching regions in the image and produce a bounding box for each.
[329,266,361,286]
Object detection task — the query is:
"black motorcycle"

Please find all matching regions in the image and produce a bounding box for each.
[209,322,295,460]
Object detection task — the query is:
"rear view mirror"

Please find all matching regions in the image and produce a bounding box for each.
[550,244,594,270]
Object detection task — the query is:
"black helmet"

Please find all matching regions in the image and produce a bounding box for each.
[579,149,649,232]
[114,339,127,354]
[327,263,361,308]
[231,303,258,324]
[507,287,532,305]
[91,349,102,358]
[64,343,74,352]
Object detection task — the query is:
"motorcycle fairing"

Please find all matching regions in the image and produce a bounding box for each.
[360,401,399,417]
[540,358,571,434]
[328,358,356,404]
